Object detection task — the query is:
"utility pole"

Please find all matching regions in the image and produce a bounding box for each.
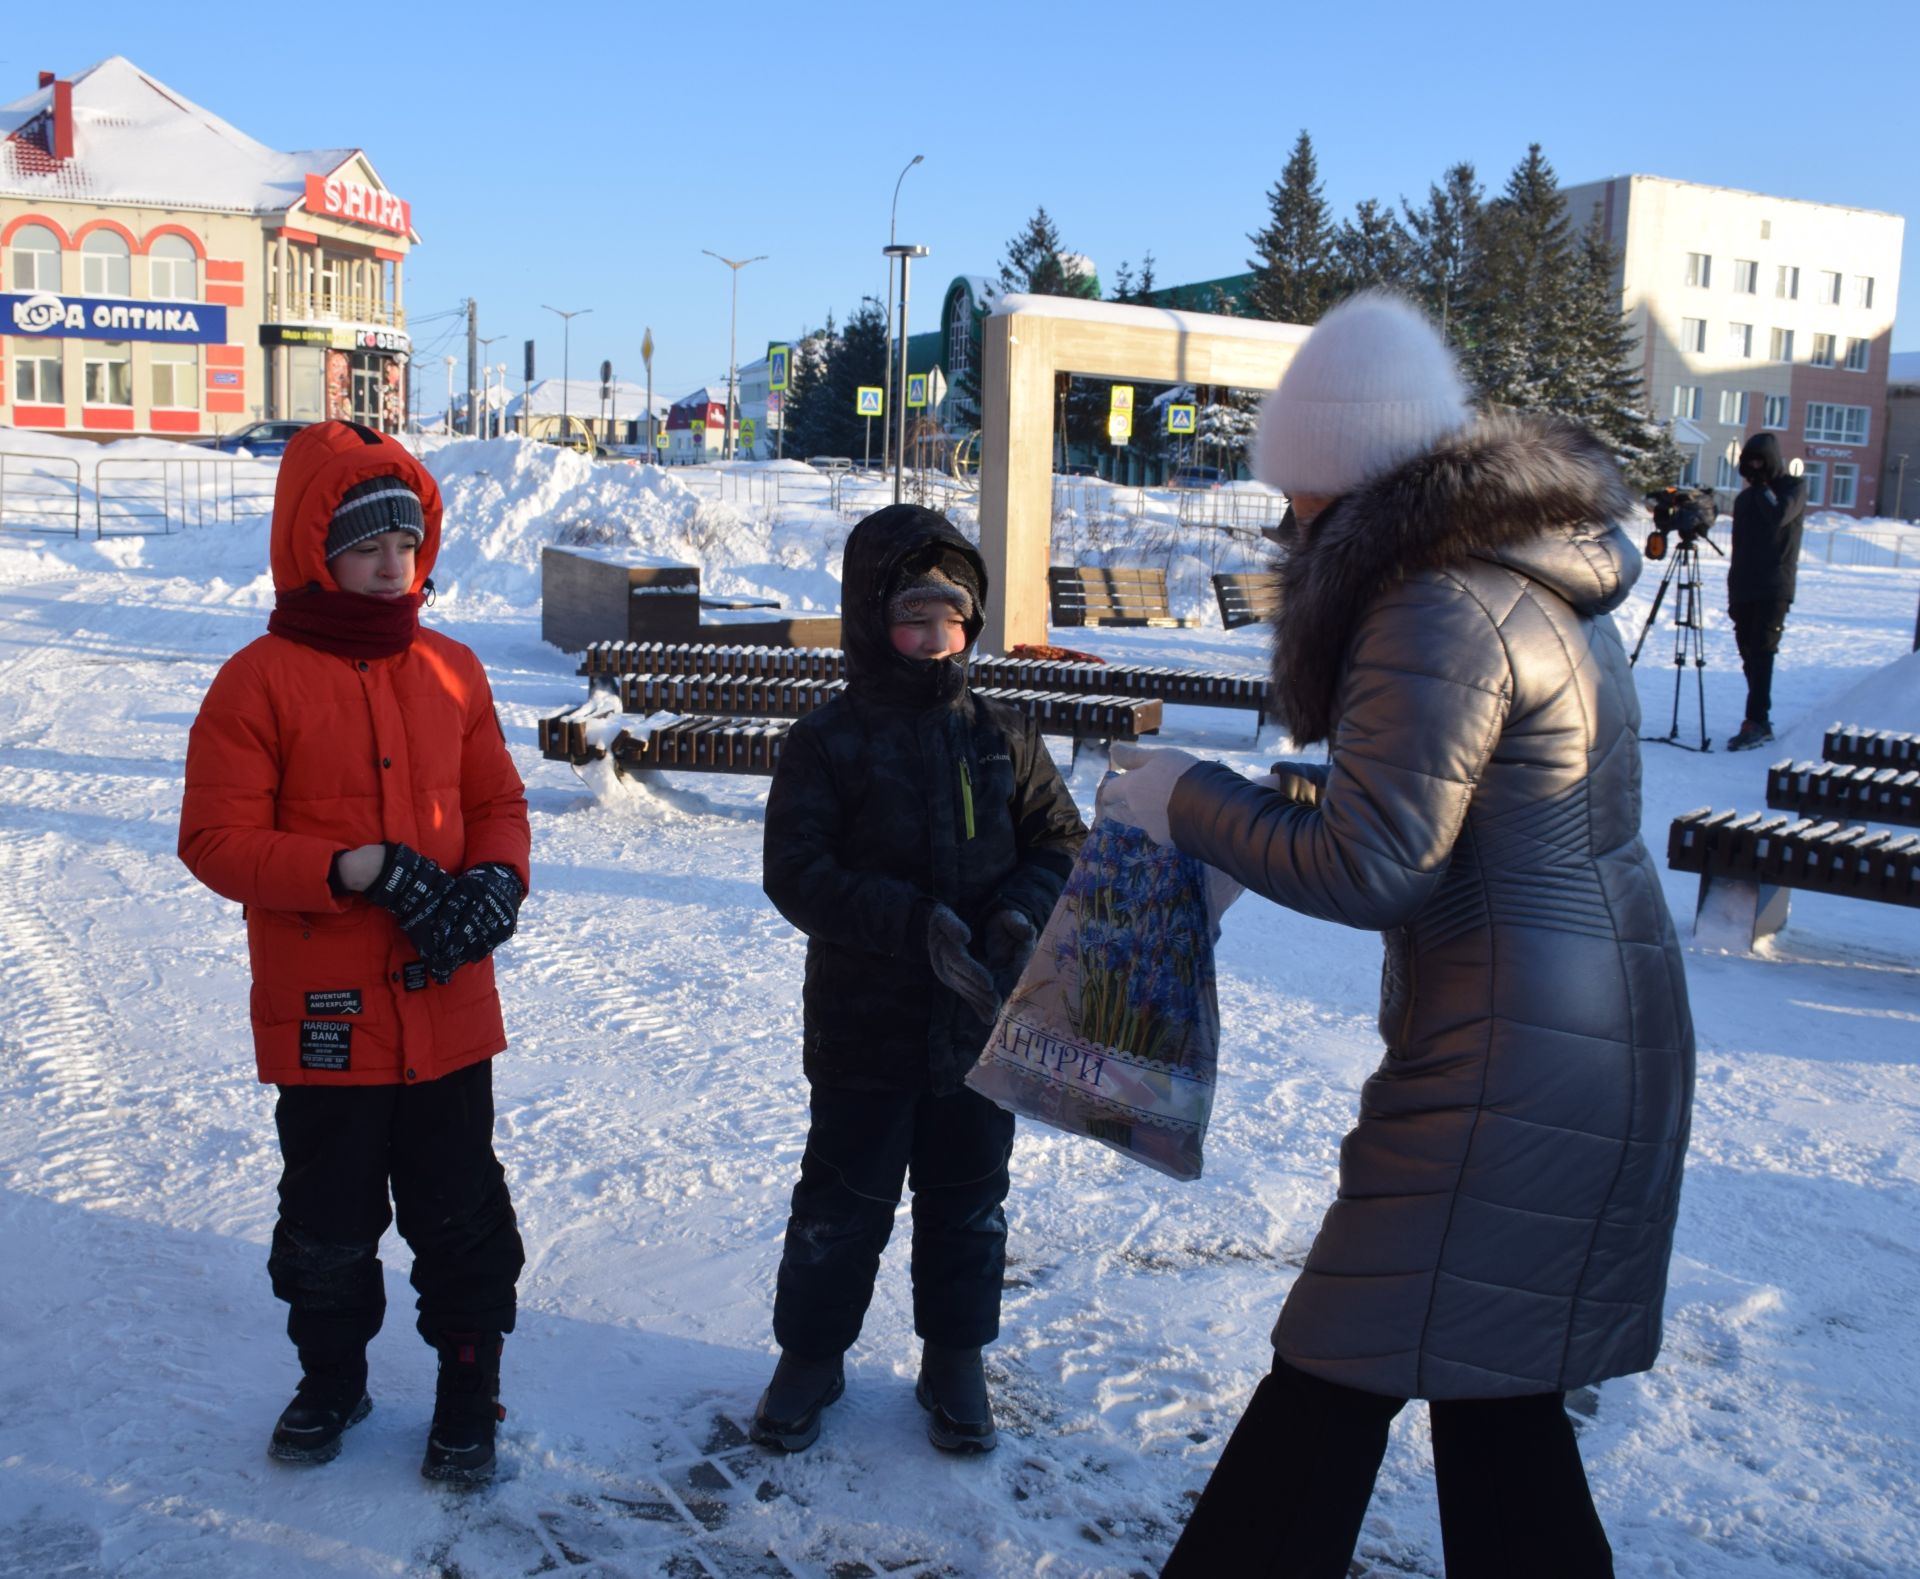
[465,298,479,437]
[702,250,767,462]
[882,154,923,476]
[642,327,656,461]
[542,305,592,448]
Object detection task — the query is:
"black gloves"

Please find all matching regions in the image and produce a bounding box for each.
[924,903,1003,1025]
[980,909,1038,998]
[365,844,524,984]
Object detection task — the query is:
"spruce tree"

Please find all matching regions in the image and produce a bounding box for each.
[1332,198,1412,295]
[1457,143,1574,411]
[1247,130,1336,324]
[781,315,837,460]
[1401,162,1483,341]
[997,207,1099,299]
[1559,204,1685,491]
[817,298,889,461]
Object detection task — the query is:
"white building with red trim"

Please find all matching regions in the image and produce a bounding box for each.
[1,56,418,438]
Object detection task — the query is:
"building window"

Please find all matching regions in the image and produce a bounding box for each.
[1732,259,1759,294]
[1760,219,1772,240]
[1672,385,1703,420]
[1718,390,1749,425]
[947,295,973,401]
[1680,318,1707,353]
[1763,394,1789,430]
[1830,463,1858,509]
[1726,322,1753,358]
[7,222,61,290]
[1818,270,1842,305]
[1685,252,1711,287]
[1803,462,1825,506]
[1852,275,1875,310]
[151,349,199,409]
[1677,449,1700,487]
[1716,442,1742,490]
[1810,333,1836,368]
[81,231,131,296]
[1843,338,1870,373]
[1775,265,1799,300]
[1770,327,1795,362]
[82,341,132,405]
[13,351,63,404]
[1804,403,1870,445]
[148,234,199,301]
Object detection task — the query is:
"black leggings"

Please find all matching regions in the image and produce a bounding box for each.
[1162,1357,1613,1578]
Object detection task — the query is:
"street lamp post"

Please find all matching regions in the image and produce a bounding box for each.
[542,305,592,447]
[476,334,504,437]
[443,356,456,435]
[883,243,930,505]
[702,251,767,462]
[882,154,924,476]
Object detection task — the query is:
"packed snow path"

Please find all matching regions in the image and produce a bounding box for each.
[2,440,1918,1577]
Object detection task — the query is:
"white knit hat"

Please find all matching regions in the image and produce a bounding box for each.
[1252,291,1471,497]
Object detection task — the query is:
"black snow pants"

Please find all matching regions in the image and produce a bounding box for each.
[1161,1356,1614,1579]
[269,1057,524,1377]
[772,1084,1015,1360]
[1730,599,1791,729]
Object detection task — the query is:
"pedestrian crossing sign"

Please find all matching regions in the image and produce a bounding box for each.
[740,419,757,442]
[1167,403,1196,434]
[768,346,790,393]
[856,386,884,417]
[907,373,928,408]
[1110,384,1135,414]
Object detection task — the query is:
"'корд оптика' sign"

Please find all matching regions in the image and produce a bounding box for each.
[5,291,229,344]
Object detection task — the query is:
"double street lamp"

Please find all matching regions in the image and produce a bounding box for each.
[542,304,592,446]
[702,250,767,462]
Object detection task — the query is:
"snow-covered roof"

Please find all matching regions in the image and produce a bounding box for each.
[505,378,671,421]
[670,386,728,411]
[0,56,355,217]
[992,292,1313,345]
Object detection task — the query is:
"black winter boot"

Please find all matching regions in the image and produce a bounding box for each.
[916,1341,996,1454]
[268,1365,371,1465]
[422,1332,504,1485]
[750,1350,845,1452]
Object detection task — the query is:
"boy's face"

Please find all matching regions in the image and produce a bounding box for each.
[889,608,968,660]
[331,529,418,597]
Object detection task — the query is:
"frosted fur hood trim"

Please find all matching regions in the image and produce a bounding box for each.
[1270,411,1640,745]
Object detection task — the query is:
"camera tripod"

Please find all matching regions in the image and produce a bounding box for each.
[1628,532,1722,751]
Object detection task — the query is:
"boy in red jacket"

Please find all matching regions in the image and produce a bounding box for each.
[179,421,531,1483]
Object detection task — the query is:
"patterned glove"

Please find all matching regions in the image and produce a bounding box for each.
[980,909,1038,997]
[924,902,1003,1025]
[409,863,526,984]
[364,842,457,935]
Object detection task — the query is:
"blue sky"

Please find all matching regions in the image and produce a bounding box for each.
[8,1,1916,405]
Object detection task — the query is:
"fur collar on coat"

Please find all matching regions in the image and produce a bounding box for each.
[1269,411,1638,745]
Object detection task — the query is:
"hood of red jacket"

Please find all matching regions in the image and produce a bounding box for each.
[269,421,444,594]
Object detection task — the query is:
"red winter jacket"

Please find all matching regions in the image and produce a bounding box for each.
[179,423,530,1087]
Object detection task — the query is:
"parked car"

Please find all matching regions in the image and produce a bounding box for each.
[1061,462,1100,478]
[190,420,310,457]
[1166,464,1228,489]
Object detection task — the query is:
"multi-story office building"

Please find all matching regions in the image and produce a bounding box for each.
[1559,174,1902,514]
[2,56,417,438]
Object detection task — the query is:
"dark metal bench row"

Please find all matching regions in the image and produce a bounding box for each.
[577,641,1268,717]
[1822,725,1918,770]
[1767,760,1920,827]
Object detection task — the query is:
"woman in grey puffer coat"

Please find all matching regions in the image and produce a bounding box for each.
[1122,295,1695,1578]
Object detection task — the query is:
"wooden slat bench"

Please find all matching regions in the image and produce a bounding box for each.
[1047,565,1193,628]
[1212,571,1281,630]
[1766,760,1920,827]
[1821,724,1920,771]
[577,642,1267,725]
[1667,806,1920,945]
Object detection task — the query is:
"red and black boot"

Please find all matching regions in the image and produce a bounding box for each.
[422,1332,504,1485]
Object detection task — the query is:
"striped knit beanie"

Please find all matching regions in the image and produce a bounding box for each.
[325,476,426,561]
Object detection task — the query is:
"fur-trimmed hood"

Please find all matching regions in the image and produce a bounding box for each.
[1270,411,1640,744]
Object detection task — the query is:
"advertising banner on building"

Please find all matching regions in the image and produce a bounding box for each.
[5,291,227,344]
[304,173,411,237]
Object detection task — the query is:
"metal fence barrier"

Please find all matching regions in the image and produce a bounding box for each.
[0,453,83,536]
[0,451,274,537]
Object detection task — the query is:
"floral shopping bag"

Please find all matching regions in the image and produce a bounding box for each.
[965,814,1222,1181]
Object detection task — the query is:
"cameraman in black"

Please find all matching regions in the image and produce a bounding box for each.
[1726,432,1808,750]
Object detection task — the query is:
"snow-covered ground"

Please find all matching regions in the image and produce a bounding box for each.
[1,436,1917,1579]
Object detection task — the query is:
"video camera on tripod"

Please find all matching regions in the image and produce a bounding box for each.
[1642,485,1720,561]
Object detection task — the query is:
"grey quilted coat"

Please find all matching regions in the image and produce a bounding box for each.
[1169,413,1696,1401]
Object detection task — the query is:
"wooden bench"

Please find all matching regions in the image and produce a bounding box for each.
[577,642,1267,726]
[1047,565,1193,628]
[1766,760,1920,827]
[1212,571,1281,631]
[1667,807,1920,946]
[1821,724,1919,771]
